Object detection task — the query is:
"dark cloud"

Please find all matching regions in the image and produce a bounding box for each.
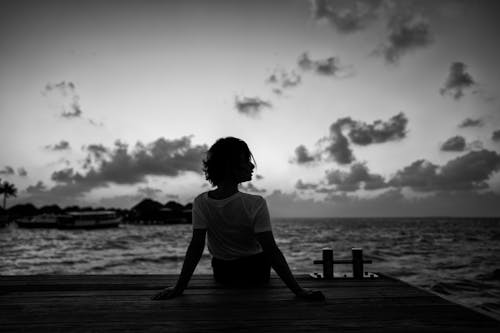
[61,102,83,118]
[28,136,208,199]
[0,166,28,177]
[266,70,301,89]
[293,113,408,165]
[297,52,314,71]
[325,163,387,192]
[234,96,272,117]
[84,136,207,184]
[440,62,476,100]
[311,1,434,64]
[441,136,484,152]
[376,13,433,64]
[438,150,500,189]
[440,135,466,152]
[0,166,15,175]
[266,73,278,84]
[311,1,433,64]
[43,81,83,118]
[293,145,317,164]
[389,159,438,190]
[82,144,109,168]
[43,81,75,95]
[458,118,483,128]
[298,53,347,77]
[295,179,319,190]
[85,144,109,159]
[45,140,71,151]
[17,168,28,177]
[310,0,382,33]
[240,182,266,194]
[255,174,264,180]
[389,150,500,192]
[323,112,408,164]
[25,181,47,195]
[347,112,408,145]
[493,130,500,142]
[324,120,355,164]
[51,168,76,183]
[316,58,341,76]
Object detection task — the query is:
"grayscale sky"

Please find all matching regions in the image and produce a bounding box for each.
[1,0,500,216]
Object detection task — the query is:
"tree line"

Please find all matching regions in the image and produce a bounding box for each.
[0,181,192,223]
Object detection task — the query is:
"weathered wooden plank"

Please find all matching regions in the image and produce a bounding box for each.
[0,274,498,332]
[1,302,467,325]
[0,305,495,333]
[4,321,498,333]
[0,286,430,299]
[0,285,434,301]
[0,274,404,292]
[0,273,389,284]
[0,297,448,314]
[0,300,491,322]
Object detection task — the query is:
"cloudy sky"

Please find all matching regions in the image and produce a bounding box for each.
[1,0,500,217]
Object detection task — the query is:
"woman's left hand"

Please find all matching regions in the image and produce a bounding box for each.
[151,286,183,300]
[295,288,325,301]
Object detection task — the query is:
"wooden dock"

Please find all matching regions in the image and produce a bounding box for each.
[1,274,499,332]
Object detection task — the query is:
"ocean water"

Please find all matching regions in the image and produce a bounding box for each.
[1,218,499,320]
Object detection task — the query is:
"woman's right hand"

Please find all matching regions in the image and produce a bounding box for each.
[151,286,183,300]
[295,288,325,301]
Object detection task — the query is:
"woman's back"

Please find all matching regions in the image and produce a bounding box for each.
[193,191,272,260]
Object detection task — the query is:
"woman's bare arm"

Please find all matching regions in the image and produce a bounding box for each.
[255,231,324,300]
[151,228,206,300]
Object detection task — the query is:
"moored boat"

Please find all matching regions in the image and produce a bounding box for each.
[58,211,121,229]
[16,214,69,228]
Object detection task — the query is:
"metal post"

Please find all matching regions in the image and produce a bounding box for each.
[352,248,363,279]
[323,248,333,279]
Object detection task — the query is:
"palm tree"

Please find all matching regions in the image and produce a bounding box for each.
[0,181,17,209]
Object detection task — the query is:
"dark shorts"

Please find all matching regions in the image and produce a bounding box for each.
[211,252,271,286]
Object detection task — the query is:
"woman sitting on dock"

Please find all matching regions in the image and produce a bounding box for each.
[152,137,324,301]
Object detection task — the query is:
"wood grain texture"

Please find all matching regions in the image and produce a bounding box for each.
[1,274,498,332]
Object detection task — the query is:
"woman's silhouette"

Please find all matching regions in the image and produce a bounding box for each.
[152,137,324,301]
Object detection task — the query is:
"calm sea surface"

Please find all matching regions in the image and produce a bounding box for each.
[1,218,499,319]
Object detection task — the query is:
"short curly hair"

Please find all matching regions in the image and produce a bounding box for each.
[203,137,256,186]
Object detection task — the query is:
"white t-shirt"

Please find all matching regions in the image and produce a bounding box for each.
[192,191,272,260]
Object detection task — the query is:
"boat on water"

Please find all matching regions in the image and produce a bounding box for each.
[57,211,121,229]
[16,214,71,228]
